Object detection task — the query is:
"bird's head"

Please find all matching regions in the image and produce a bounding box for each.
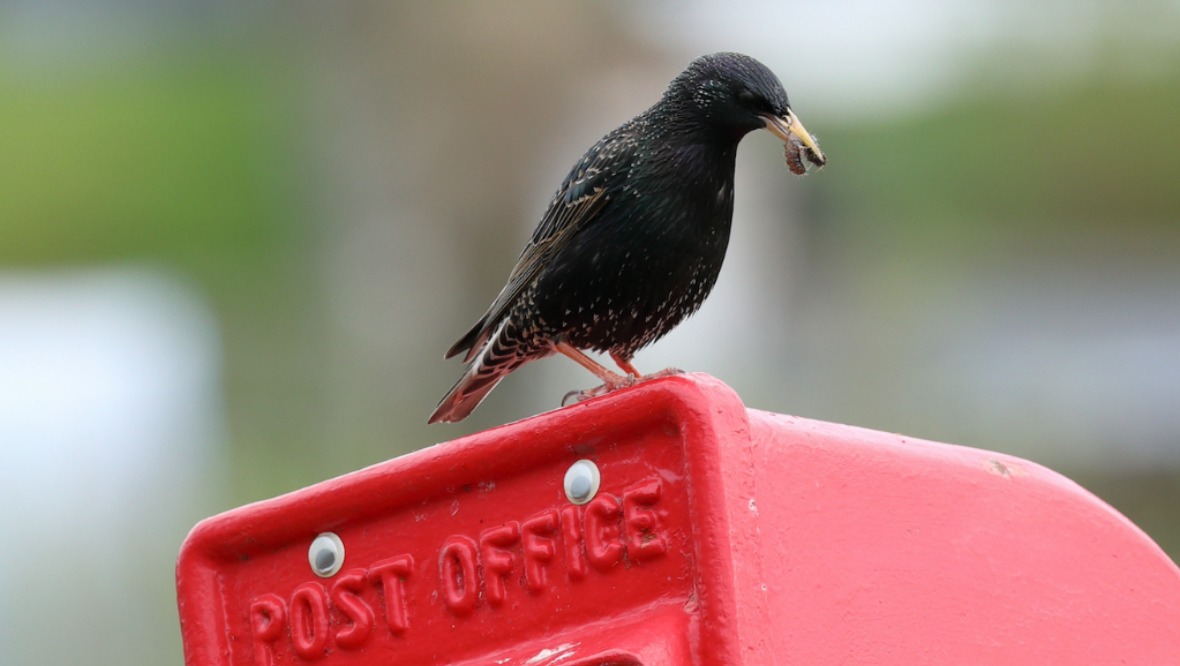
[666,52,826,170]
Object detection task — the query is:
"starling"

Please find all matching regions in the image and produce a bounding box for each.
[429,52,825,424]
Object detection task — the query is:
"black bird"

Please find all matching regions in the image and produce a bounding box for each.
[429,52,825,424]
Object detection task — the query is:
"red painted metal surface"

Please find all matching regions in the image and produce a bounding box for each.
[177,373,1180,665]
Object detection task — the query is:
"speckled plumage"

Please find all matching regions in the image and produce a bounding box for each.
[430,52,825,423]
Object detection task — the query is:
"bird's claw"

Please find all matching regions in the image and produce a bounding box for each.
[562,385,606,406]
[644,367,685,379]
[561,367,685,406]
[562,374,634,406]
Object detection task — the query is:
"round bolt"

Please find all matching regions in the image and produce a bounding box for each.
[563,459,601,505]
[308,532,345,578]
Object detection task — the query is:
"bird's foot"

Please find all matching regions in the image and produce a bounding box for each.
[640,367,684,380]
[560,367,685,406]
[562,385,603,406]
[561,372,638,406]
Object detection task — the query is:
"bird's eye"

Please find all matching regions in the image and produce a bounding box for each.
[737,89,758,107]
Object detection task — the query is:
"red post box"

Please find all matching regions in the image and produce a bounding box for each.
[177,373,1180,664]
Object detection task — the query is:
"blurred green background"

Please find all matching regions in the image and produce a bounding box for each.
[2,1,1178,663]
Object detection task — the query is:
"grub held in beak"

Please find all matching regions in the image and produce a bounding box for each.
[762,109,826,168]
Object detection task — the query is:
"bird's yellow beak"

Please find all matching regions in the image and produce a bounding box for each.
[762,109,826,166]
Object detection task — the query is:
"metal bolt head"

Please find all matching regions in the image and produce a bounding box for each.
[563,459,601,505]
[308,532,345,577]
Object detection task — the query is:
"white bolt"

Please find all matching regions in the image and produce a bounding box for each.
[308,532,345,577]
[563,459,601,505]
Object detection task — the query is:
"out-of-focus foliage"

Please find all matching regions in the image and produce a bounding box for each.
[835,77,1180,230]
[0,47,298,269]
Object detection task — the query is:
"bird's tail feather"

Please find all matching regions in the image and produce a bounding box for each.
[444,314,487,361]
[427,363,507,424]
[429,319,541,423]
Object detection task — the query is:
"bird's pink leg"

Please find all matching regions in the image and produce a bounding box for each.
[610,352,641,378]
[610,351,684,382]
[555,342,629,387]
[557,344,690,407]
[556,342,642,406]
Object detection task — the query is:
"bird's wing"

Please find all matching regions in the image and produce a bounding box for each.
[448,129,634,362]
